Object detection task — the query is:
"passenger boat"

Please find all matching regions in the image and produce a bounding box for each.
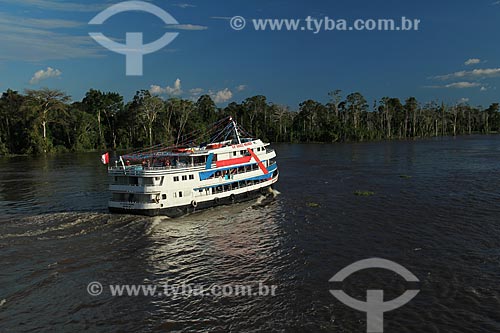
[106,117,279,217]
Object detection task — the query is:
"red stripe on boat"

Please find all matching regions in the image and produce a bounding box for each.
[215,156,252,167]
[247,148,269,175]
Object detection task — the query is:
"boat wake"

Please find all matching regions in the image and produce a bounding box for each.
[0,212,141,241]
[270,188,281,197]
[253,188,280,207]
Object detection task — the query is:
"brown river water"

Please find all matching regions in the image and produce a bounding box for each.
[1,137,500,332]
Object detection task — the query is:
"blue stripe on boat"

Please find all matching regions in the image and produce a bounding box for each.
[199,162,257,181]
[205,153,214,170]
[195,163,278,190]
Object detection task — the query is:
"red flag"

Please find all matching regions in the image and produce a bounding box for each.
[101,152,110,165]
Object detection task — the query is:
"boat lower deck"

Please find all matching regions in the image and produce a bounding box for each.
[109,185,274,217]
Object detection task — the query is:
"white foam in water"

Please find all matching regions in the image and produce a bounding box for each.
[270,188,281,197]
[255,195,266,205]
[0,299,6,307]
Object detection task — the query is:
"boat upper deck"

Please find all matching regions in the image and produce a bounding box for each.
[108,141,275,175]
[107,117,276,175]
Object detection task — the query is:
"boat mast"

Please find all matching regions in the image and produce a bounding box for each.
[230,117,242,144]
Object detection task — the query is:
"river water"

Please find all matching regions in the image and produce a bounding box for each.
[1,136,499,332]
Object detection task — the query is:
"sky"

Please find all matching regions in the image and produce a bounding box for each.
[0,0,499,108]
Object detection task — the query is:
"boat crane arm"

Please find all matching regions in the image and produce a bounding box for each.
[230,117,242,144]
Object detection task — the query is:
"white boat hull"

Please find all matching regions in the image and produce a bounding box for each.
[107,139,279,217]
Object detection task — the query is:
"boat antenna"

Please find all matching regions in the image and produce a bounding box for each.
[230,117,242,144]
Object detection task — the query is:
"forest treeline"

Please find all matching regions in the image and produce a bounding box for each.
[0,88,499,155]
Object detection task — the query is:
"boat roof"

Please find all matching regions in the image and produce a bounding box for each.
[120,117,259,161]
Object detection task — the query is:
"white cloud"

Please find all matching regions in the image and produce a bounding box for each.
[445,82,481,88]
[426,81,481,89]
[0,14,83,29]
[458,98,469,104]
[189,88,204,96]
[210,16,232,20]
[166,78,183,95]
[236,85,247,92]
[464,58,481,66]
[0,13,101,61]
[166,24,208,31]
[210,88,233,103]
[150,82,233,103]
[173,3,196,8]
[149,85,165,95]
[2,0,105,12]
[434,68,500,80]
[29,67,62,84]
[150,79,183,96]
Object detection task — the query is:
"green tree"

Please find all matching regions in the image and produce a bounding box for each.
[0,89,25,154]
[345,92,368,140]
[23,88,70,153]
[196,95,217,124]
[132,90,164,147]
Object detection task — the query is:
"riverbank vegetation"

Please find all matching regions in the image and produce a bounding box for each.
[0,88,499,155]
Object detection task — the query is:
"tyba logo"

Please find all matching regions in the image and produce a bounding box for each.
[89,1,179,76]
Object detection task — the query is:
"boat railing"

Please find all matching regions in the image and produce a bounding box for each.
[108,162,207,173]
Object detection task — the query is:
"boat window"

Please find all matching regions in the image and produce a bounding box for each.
[162,194,167,200]
[182,175,187,181]
[233,152,237,157]
[193,156,205,165]
[189,175,195,180]
[179,191,183,198]
[173,176,179,182]
[179,157,189,166]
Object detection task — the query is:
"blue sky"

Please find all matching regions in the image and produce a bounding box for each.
[0,0,499,108]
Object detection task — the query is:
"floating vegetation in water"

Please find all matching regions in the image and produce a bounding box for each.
[399,175,413,179]
[354,190,375,197]
[306,202,320,208]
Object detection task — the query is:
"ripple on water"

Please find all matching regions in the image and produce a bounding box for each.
[2,141,500,331]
